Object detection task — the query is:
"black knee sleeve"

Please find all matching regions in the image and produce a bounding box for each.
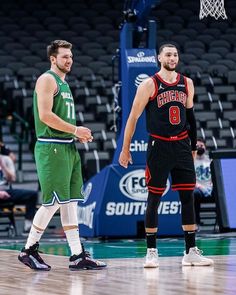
[179,190,196,225]
[145,192,162,228]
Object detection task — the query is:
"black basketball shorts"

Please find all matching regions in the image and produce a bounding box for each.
[145,137,196,194]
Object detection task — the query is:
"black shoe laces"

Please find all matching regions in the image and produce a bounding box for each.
[28,243,45,263]
[81,243,91,259]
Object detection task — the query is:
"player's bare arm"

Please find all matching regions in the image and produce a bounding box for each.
[36,73,92,141]
[119,78,155,168]
[186,77,194,108]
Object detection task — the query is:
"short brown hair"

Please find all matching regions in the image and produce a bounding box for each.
[159,43,178,54]
[47,40,72,59]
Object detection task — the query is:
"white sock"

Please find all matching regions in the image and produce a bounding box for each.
[64,228,82,256]
[25,225,44,249]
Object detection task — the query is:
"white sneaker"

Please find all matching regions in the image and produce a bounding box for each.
[144,248,159,268]
[182,247,214,266]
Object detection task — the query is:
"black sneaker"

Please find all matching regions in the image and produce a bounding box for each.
[18,242,51,271]
[69,244,107,271]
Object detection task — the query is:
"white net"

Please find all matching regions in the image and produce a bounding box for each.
[199,0,227,20]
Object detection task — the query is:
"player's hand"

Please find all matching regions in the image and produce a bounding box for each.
[192,150,197,159]
[119,150,133,168]
[74,126,93,142]
[79,136,94,143]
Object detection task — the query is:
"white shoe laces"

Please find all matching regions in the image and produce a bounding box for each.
[193,247,203,256]
[148,249,158,259]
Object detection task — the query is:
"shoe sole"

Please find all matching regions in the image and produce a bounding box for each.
[143,263,159,268]
[69,265,107,271]
[182,262,214,266]
[18,256,51,271]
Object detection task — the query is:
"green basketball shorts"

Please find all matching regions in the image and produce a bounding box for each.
[35,139,83,206]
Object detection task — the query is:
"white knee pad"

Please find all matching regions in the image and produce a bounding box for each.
[33,202,60,230]
[60,202,78,227]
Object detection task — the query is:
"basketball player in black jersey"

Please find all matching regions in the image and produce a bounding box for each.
[119,44,213,267]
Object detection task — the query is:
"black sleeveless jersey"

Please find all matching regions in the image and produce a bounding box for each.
[146,73,189,137]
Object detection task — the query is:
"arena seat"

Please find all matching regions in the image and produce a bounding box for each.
[225,53,236,63]
[184,48,205,58]
[208,64,229,78]
[210,40,231,50]
[196,34,215,45]
[208,47,230,57]
[21,56,42,67]
[103,139,117,159]
[0,56,16,67]
[194,102,205,111]
[226,95,236,108]
[202,129,214,139]
[83,122,106,133]
[7,62,26,74]
[223,111,236,124]
[11,49,32,59]
[175,9,194,20]
[195,111,217,123]
[188,22,207,33]
[83,151,110,179]
[77,112,95,125]
[206,119,230,130]
[17,67,41,84]
[233,138,236,148]
[209,21,229,32]
[9,31,30,42]
[0,201,17,237]
[202,28,222,39]
[216,59,236,71]
[179,28,198,39]
[210,102,222,115]
[0,68,15,82]
[34,62,50,73]
[4,43,25,51]
[190,60,210,72]
[214,85,235,95]
[180,65,203,77]
[178,53,197,65]
[227,71,236,85]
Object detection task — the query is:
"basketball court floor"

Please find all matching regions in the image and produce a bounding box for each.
[0,233,236,295]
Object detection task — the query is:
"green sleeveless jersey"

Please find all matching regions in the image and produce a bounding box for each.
[33,70,76,139]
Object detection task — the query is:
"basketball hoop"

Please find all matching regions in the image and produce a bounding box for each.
[199,0,227,20]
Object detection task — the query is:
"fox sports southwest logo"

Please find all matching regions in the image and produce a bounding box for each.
[119,169,170,201]
[135,73,149,87]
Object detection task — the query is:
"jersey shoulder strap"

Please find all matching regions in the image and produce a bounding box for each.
[45,70,60,96]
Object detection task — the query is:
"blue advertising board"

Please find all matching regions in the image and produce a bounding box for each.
[221,159,236,229]
[210,150,236,232]
[78,165,182,237]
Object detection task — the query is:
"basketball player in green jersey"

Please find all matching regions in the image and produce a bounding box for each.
[18,40,106,271]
